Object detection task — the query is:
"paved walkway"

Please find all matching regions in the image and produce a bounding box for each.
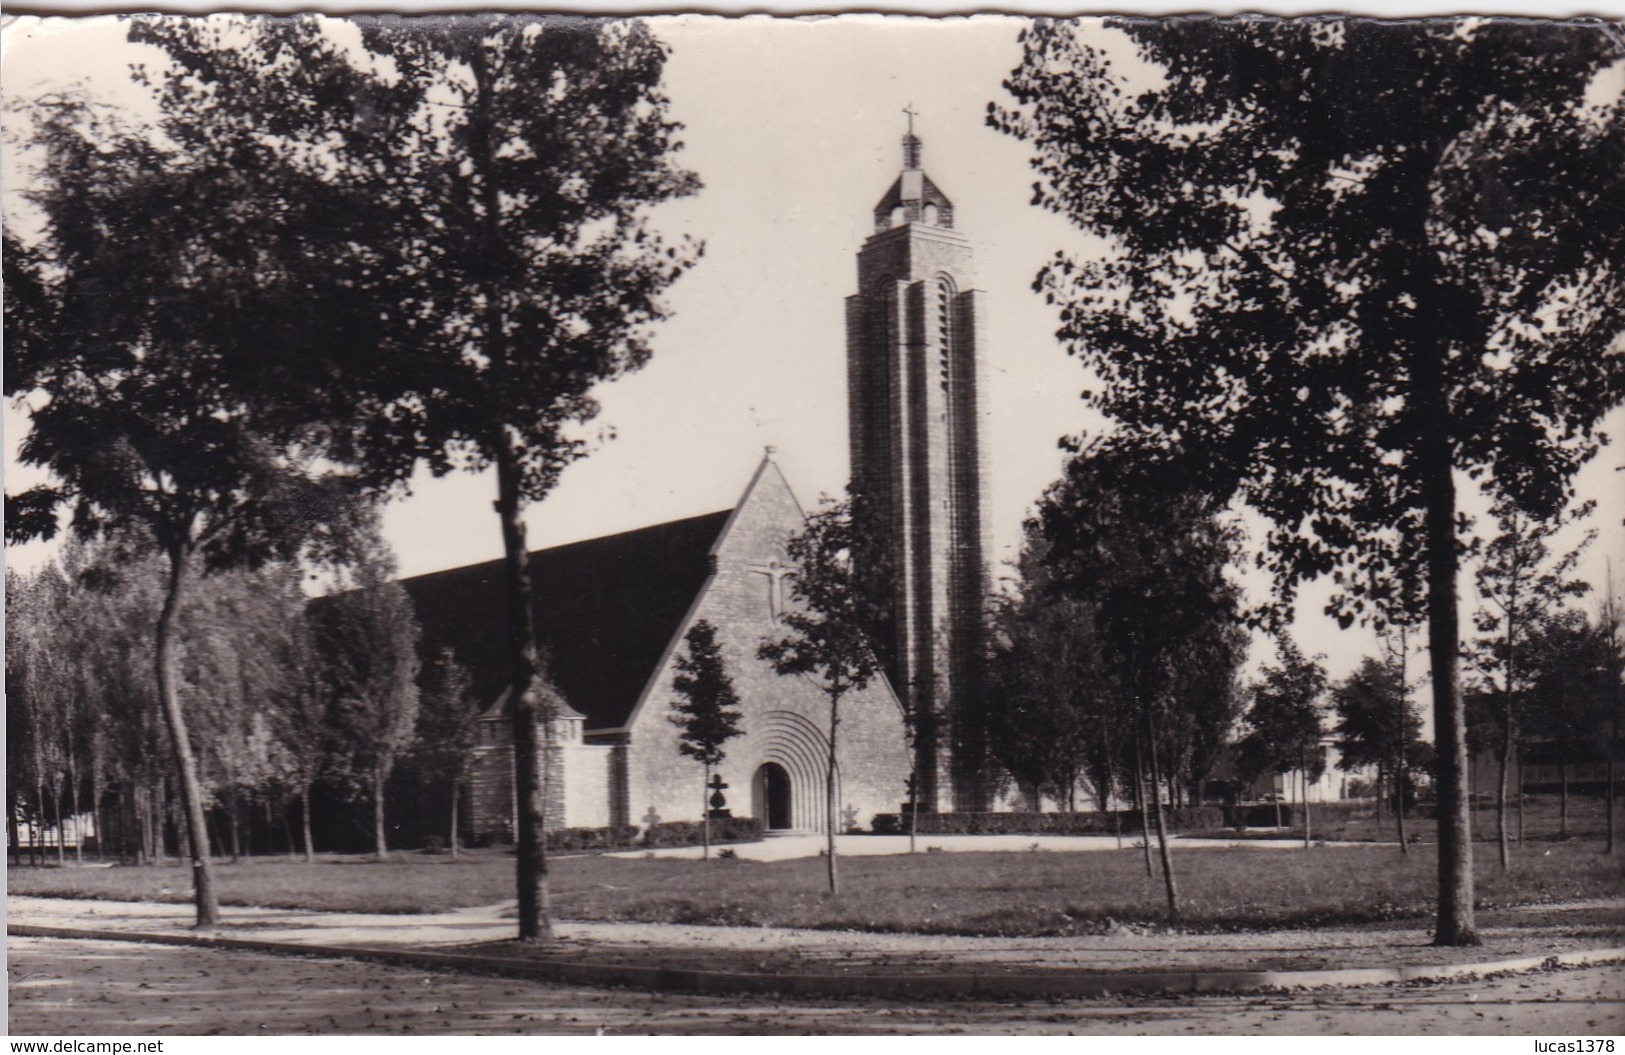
[10,893,1622,980]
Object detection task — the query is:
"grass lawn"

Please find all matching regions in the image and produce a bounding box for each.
[10,840,1622,936]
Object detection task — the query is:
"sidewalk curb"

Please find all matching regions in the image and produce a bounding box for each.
[11,923,1623,1000]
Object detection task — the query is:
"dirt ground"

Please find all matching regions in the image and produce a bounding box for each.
[7,935,1623,1035]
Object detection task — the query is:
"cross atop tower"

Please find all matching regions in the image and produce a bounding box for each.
[901,103,922,171]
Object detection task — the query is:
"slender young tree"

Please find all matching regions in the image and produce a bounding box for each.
[1467,496,1594,870]
[994,17,1624,944]
[1240,636,1329,849]
[1332,653,1425,848]
[760,498,885,895]
[1034,448,1248,920]
[411,648,485,859]
[669,620,745,860]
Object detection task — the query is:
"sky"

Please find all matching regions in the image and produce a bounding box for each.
[4,10,1623,691]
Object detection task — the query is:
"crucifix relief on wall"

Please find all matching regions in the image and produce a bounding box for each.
[746,558,800,623]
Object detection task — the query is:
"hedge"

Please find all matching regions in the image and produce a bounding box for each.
[870,808,1226,836]
[642,816,765,848]
[543,825,642,852]
[1226,801,1385,828]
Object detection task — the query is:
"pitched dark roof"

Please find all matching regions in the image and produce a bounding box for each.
[399,509,730,731]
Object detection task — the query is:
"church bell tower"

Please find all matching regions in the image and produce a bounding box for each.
[846,117,990,813]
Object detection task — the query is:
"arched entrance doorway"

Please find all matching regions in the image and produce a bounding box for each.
[756,762,793,831]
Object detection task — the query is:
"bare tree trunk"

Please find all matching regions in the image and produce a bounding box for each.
[1497,697,1512,871]
[826,685,842,896]
[29,784,41,866]
[1609,572,1621,856]
[281,801,296,858]
[702,763,711,861]
[67,756,82,865]
[373,758,389,860]
[1274,777,1283,830]
[1419,363,1478,945]
[1133,734,1153,877]
[52,778,65,864]
[908,768,919,855]
[1145,703,1178,920]
[204,805,225,863]
[1608,757,1617,856]
[494,439,551,940]
[133,786,147,866]
[1301,748,1312,850]
[1397,754,1409,855]
[155,546,220,927]
[450,776,461,860]
[229,788,242,864]
[1516,754,1525,845]
[89,764,103,863]
[1560,763,1569,840]
[301,781,315,863]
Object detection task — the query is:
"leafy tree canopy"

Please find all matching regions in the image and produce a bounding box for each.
[993,17,1624,626]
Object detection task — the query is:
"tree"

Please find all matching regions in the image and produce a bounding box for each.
[994,17,1625,944]
[760,498,885,895]
[314,538,422,860]
[39,13,704,939]
[1034,447,1248,918]
[413,648,485,859]
[984,529,1109,813]
[1468,496,1594,869]
[1518,609,1612,840]
[1240,636,1329,848]
[265,606,334,863]
[1332,652,1425,848]
[181,563,311,863]
[1600,578,1625,855]
[308,15,698,941]
[669,620,745,859]
[5,17,382,923]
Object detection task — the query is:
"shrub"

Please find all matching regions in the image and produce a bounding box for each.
[1224,801,1377,828]
[641,816,764,848]
[543,825,641,852]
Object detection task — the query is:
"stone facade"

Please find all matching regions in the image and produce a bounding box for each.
[453,455,910,840]
[846,131,992,812]
[609,458,910,832]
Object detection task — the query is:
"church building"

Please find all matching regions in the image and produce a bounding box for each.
[402,454,911,837]
[403,126,990,838]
